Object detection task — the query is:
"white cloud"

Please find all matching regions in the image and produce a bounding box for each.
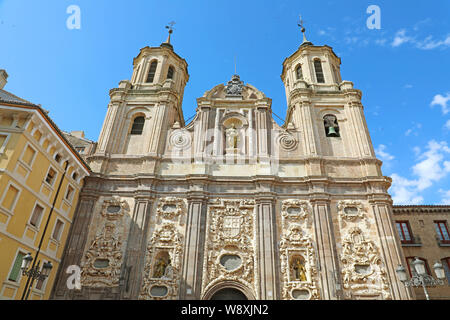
[416,35,450,50]
[431,93,450,114]
[375,144,395,161]
[439,189,450,205]
[392,29,413,47]
[390,140,450,204]
[445,119,450,130]
[391,28,450,50]
[405,123,422,136]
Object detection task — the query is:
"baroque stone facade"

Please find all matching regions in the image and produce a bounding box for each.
[50,34,414,300]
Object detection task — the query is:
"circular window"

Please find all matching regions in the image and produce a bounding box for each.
[220,255,242,271]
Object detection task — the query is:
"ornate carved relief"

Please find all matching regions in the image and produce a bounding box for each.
[80,197,129,287]
[169,129,191,150]
[277,132,298,151]
[337,201,391,299]
[201,199,257,299]
[279,200,319,300]
[139,198,186,300]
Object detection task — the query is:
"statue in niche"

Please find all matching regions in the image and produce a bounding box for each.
[291,257,307,282]
[153,257,171,278]
[225,123,240,149]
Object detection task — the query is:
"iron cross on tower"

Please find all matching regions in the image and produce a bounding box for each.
[165,21,176,44]
[297,15,309,44]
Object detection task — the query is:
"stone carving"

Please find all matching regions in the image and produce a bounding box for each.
[169,129,191,150]
[201,199,257,299]
[139,198,186,300]
[225,74,244,96]
[277,132,298,151]
[337,201,391,300]
[80,197,128,287]
[279,200,319,300]
[225,124,240,149]
[337,201,366,223]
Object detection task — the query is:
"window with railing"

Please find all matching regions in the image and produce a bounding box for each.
[395,221,419,245]
[435,221,450,245]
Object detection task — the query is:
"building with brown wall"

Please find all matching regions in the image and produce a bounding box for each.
[393,205,450,299]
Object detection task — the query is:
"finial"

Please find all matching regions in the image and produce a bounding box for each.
[297,15,313,46]
[164,21,176,44]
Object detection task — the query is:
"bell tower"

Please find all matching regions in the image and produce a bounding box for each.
[281,22,375,161]
[91,25,189,174]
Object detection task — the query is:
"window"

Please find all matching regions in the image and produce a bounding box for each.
[435,221,450,243]
[22,145,36,166]
[52,219,64,241]
[323,114,340,137]
[29,204,44,227]
[405,257,431,277]
[146,61,158,83]
[441,258,450,283]
[2,184,19,211]
[395,221,413,243]
[295,65,303,80]
[75,147,85,154]
[314,59,325,83]
[167,66,174,80]
[130,116,145,135]
[65,185,74,201]
[35,261,48,290]
[72,172,79,181]
[45,168,57,186]
[8,252,25,282]
[54,153,62,163]
[0,134,7,148]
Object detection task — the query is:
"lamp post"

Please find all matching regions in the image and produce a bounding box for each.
[20,252,53,300]
[396,257,447,300]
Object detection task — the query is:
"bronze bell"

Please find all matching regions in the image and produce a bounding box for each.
[327,126,339,137]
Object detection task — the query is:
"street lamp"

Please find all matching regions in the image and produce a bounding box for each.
[20,253,53,300]
[396,257,447,300]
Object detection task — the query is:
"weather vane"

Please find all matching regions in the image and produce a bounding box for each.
[297,15,310,44]
[165,21,176,44]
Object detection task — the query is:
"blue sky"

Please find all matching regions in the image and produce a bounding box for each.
[0,0,449,205]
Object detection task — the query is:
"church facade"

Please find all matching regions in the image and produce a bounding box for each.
[50,32,413,300]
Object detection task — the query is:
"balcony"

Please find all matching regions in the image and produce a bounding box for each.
[401,235,422,247]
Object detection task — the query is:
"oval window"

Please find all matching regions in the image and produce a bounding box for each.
[150,285,168,297]
[292,289,310,300]
[220,255,242,271]
[107,205,121,213]
[93,259,110,268]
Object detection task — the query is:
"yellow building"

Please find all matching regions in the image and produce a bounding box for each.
[0,70,91,300]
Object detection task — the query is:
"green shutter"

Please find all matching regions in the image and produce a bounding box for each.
[8,252,25,282]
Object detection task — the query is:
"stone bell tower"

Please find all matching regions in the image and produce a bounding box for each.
[90,25,189,174]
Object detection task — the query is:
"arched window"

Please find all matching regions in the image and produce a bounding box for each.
[130,116,145,135]
[146,61,158,83]
[314,59,325,83]
[167,66,174,80]
[323,114,340,137]
[295,65,303,80]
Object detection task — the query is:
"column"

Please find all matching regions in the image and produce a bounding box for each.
[50,193,98,299]
[371,200,414,300]
[311,199,341,300]
[256,198,279,300]
[180,197,207,299]
[120,198,152,299]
